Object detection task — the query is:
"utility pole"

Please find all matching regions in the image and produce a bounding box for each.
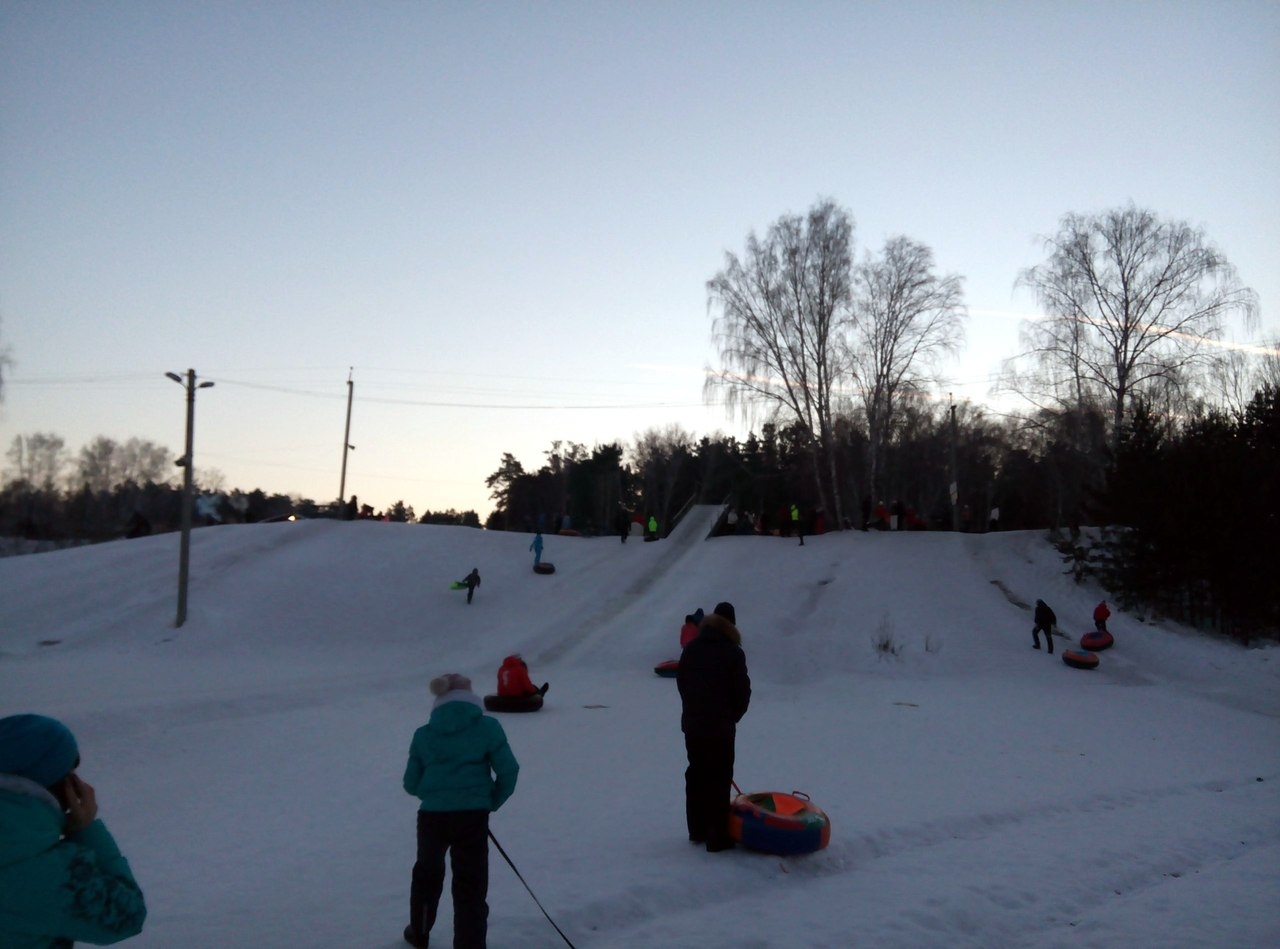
[166,368,214,627]
[949,395,960,532]
[338,368,354,507]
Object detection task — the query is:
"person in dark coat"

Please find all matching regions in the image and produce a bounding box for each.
[462,568,481,605]
[676,601,751,852]
[1032,599,1057,654]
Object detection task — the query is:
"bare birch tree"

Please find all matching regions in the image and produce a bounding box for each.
[1015,205,1258,447]
[851,236,966,502]
[5,433,67,489]
[706,198,853,526]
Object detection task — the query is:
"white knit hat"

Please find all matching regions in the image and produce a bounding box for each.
[429,673,472,697]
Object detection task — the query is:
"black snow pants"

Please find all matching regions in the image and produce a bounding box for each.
[410,809,489,949]
[684,734,736,847]
[1032,624,1054,654]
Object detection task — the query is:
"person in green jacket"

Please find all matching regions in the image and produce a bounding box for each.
[402,673,519,949]
[0,714,147,948]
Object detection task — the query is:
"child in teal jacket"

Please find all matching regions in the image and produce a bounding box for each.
[402,674,519,949]
[0,714,147,948]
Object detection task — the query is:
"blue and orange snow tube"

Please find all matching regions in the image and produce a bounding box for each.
[728,790,831,855]
[1062,649,1099,670]
[1079,630,1114,651]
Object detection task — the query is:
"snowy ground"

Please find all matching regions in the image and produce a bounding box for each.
[1,510,1277,948]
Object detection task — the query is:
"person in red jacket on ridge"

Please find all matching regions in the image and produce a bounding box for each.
[497,655,548,698]
[1093,600,1111,633]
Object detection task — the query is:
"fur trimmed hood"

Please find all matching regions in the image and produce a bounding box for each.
[699,611,741,646]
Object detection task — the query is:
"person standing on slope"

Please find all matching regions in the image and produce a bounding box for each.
[677,602,751,852]
[1093,600,1110,633]
[0,714,148,948]
[1032,599,1057,654]
[402,674,519,949]
[679,609,704,649]
[529,532,544,566]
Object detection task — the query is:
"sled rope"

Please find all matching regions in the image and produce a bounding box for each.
[489,829,577,948]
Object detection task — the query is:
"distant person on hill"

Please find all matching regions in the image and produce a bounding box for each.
[680,609,705,649]
[647,514,659,540]
[1093,600,1110,633]
[529,532,543,566]
[0,714,148,948]
[790,503,804,545]
[614,508,631,544]
[1032,599,1057,654]
[497,655,548,698]
[677,601,751,852]
[988,506,1000,531]
[460,568,481,605]
[402,674,519,949]
[872,501,890,531]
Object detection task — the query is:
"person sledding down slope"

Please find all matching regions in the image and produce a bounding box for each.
[0,714,148,948]
[497,655,548,698]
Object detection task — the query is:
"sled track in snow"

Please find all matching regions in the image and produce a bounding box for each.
[531,505,725,666]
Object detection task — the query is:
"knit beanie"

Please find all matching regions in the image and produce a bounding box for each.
[429,673,472,696]
[713,601,736,625]
[0,714,80,787]
[692,608,705,624]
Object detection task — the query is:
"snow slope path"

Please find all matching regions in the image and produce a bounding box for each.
[1,522,1277,948]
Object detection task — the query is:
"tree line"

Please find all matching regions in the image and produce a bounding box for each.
[0,431,480,542]
[1,203,1275,638]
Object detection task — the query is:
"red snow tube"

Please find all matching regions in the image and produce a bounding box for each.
[728,790,831,855]
[533,562,556,575]
[1080,630,1114,651]
[1062,649,1100,670]
[483,693,544,713]
[654,659,679,678]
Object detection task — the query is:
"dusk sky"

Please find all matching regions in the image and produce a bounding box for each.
[2,1,1276,519]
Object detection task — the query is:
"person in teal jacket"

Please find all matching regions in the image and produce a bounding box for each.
[0,714,147,948]
[402,673,519,949]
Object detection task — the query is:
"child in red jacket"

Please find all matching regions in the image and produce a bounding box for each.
[1093,600,1111,633]
[497,655,548,698]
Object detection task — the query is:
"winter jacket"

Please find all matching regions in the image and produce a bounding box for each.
[1034,600,1057,629]
[1093,602,1110,624]
[403,693,519,813]
[677,613,751,739]
[0,775,147,948]
[463,570,480,592]
[497,656,538,697]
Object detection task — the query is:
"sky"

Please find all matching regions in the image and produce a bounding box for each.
[1,1,1277,519]
[0,513,1277,947]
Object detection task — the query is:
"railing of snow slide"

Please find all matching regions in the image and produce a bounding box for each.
[665,492,698,537]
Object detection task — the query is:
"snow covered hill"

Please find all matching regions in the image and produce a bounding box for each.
[2,518,1277,947]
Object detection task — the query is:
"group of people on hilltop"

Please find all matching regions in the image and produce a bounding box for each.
[1030,598,1112,655]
